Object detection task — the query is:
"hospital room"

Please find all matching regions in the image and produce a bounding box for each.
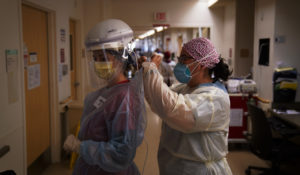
[1,0,300,175]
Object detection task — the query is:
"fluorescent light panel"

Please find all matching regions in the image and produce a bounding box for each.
[208,0,218,7]
[139,29,155,39]
[155,26,164,32]
[138,26,169,39]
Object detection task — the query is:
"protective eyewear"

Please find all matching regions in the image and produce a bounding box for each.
[92,49,120,62]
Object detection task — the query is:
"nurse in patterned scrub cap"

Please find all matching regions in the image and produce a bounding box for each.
[142,37,233,175]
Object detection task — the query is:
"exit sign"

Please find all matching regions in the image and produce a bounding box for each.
[154,12,167,21]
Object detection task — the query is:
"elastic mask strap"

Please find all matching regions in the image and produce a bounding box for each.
[185,61,202,77]
[191,61,202,77]
[200,50,216,60]
[185,49,216,77]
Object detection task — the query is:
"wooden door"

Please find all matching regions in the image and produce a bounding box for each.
[22,5,50,166]
[69,19,77,100]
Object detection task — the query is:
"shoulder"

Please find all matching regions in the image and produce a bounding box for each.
[109,81,142,103]
[111,83,131,99]
[194,82,227,95]
[192,85,230,105]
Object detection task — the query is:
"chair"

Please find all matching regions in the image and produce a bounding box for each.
[245,103,300,175]
[0,171,16,175]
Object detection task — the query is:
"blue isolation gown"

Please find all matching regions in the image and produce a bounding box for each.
[73,71,146,175]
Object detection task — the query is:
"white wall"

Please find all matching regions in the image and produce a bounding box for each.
[223,0,236,72]
[274,0,300,101]
[253,0,276,102]
[83,0,103,36]
[209,6,225,57]
[0,0,26,174]
[206,1,238,74]
[111,0,212,28]
[235,0,254,77]
[210,0,255,77]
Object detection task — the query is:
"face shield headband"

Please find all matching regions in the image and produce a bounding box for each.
[85,32,133,50]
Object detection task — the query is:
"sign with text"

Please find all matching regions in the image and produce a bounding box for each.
[154,12,167,21]
[27,64,40,90]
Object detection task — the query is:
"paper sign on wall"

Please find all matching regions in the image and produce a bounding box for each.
[230,108,243,127]
[27,64,40,90]
[30,52,38,63]
[60,48,65,63]
[6,50,18,72]
[62,64,68,76]
[5,49,19,104]
[60,29,66,42]
[58,64,62,82]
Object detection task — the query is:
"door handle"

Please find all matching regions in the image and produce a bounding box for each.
[0,145,10,159]
[74,82,80,87]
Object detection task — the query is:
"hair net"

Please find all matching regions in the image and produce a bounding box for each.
[182,37,220,69]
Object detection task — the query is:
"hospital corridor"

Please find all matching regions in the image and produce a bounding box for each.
[1,0,300,175]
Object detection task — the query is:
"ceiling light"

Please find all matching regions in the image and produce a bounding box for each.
[138,29,155,39]
[208,0,218,7]
[155,26,164,32]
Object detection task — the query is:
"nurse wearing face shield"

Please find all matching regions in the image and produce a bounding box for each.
[142,38,233,175]
[63,19,146,175]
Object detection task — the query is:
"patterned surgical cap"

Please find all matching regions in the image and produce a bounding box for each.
[182,37,219,69]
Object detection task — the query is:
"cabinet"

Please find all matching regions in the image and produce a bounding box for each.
[228,94,250,142]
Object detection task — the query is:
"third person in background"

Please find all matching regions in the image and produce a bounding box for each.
[163,51,176,70]
[152,52,176,87]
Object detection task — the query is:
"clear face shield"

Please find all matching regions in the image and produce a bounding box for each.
[86,41,138,89]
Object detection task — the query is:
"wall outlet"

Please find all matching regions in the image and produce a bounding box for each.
[275,36,286,43]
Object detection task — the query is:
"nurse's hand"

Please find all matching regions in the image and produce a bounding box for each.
[63,134,81,153]
[151,53,163,68]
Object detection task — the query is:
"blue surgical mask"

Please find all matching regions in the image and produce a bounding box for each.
[173,61,200,83]
[173,63,192,83]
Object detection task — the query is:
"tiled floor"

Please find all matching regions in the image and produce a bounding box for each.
[39,103,299,175]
